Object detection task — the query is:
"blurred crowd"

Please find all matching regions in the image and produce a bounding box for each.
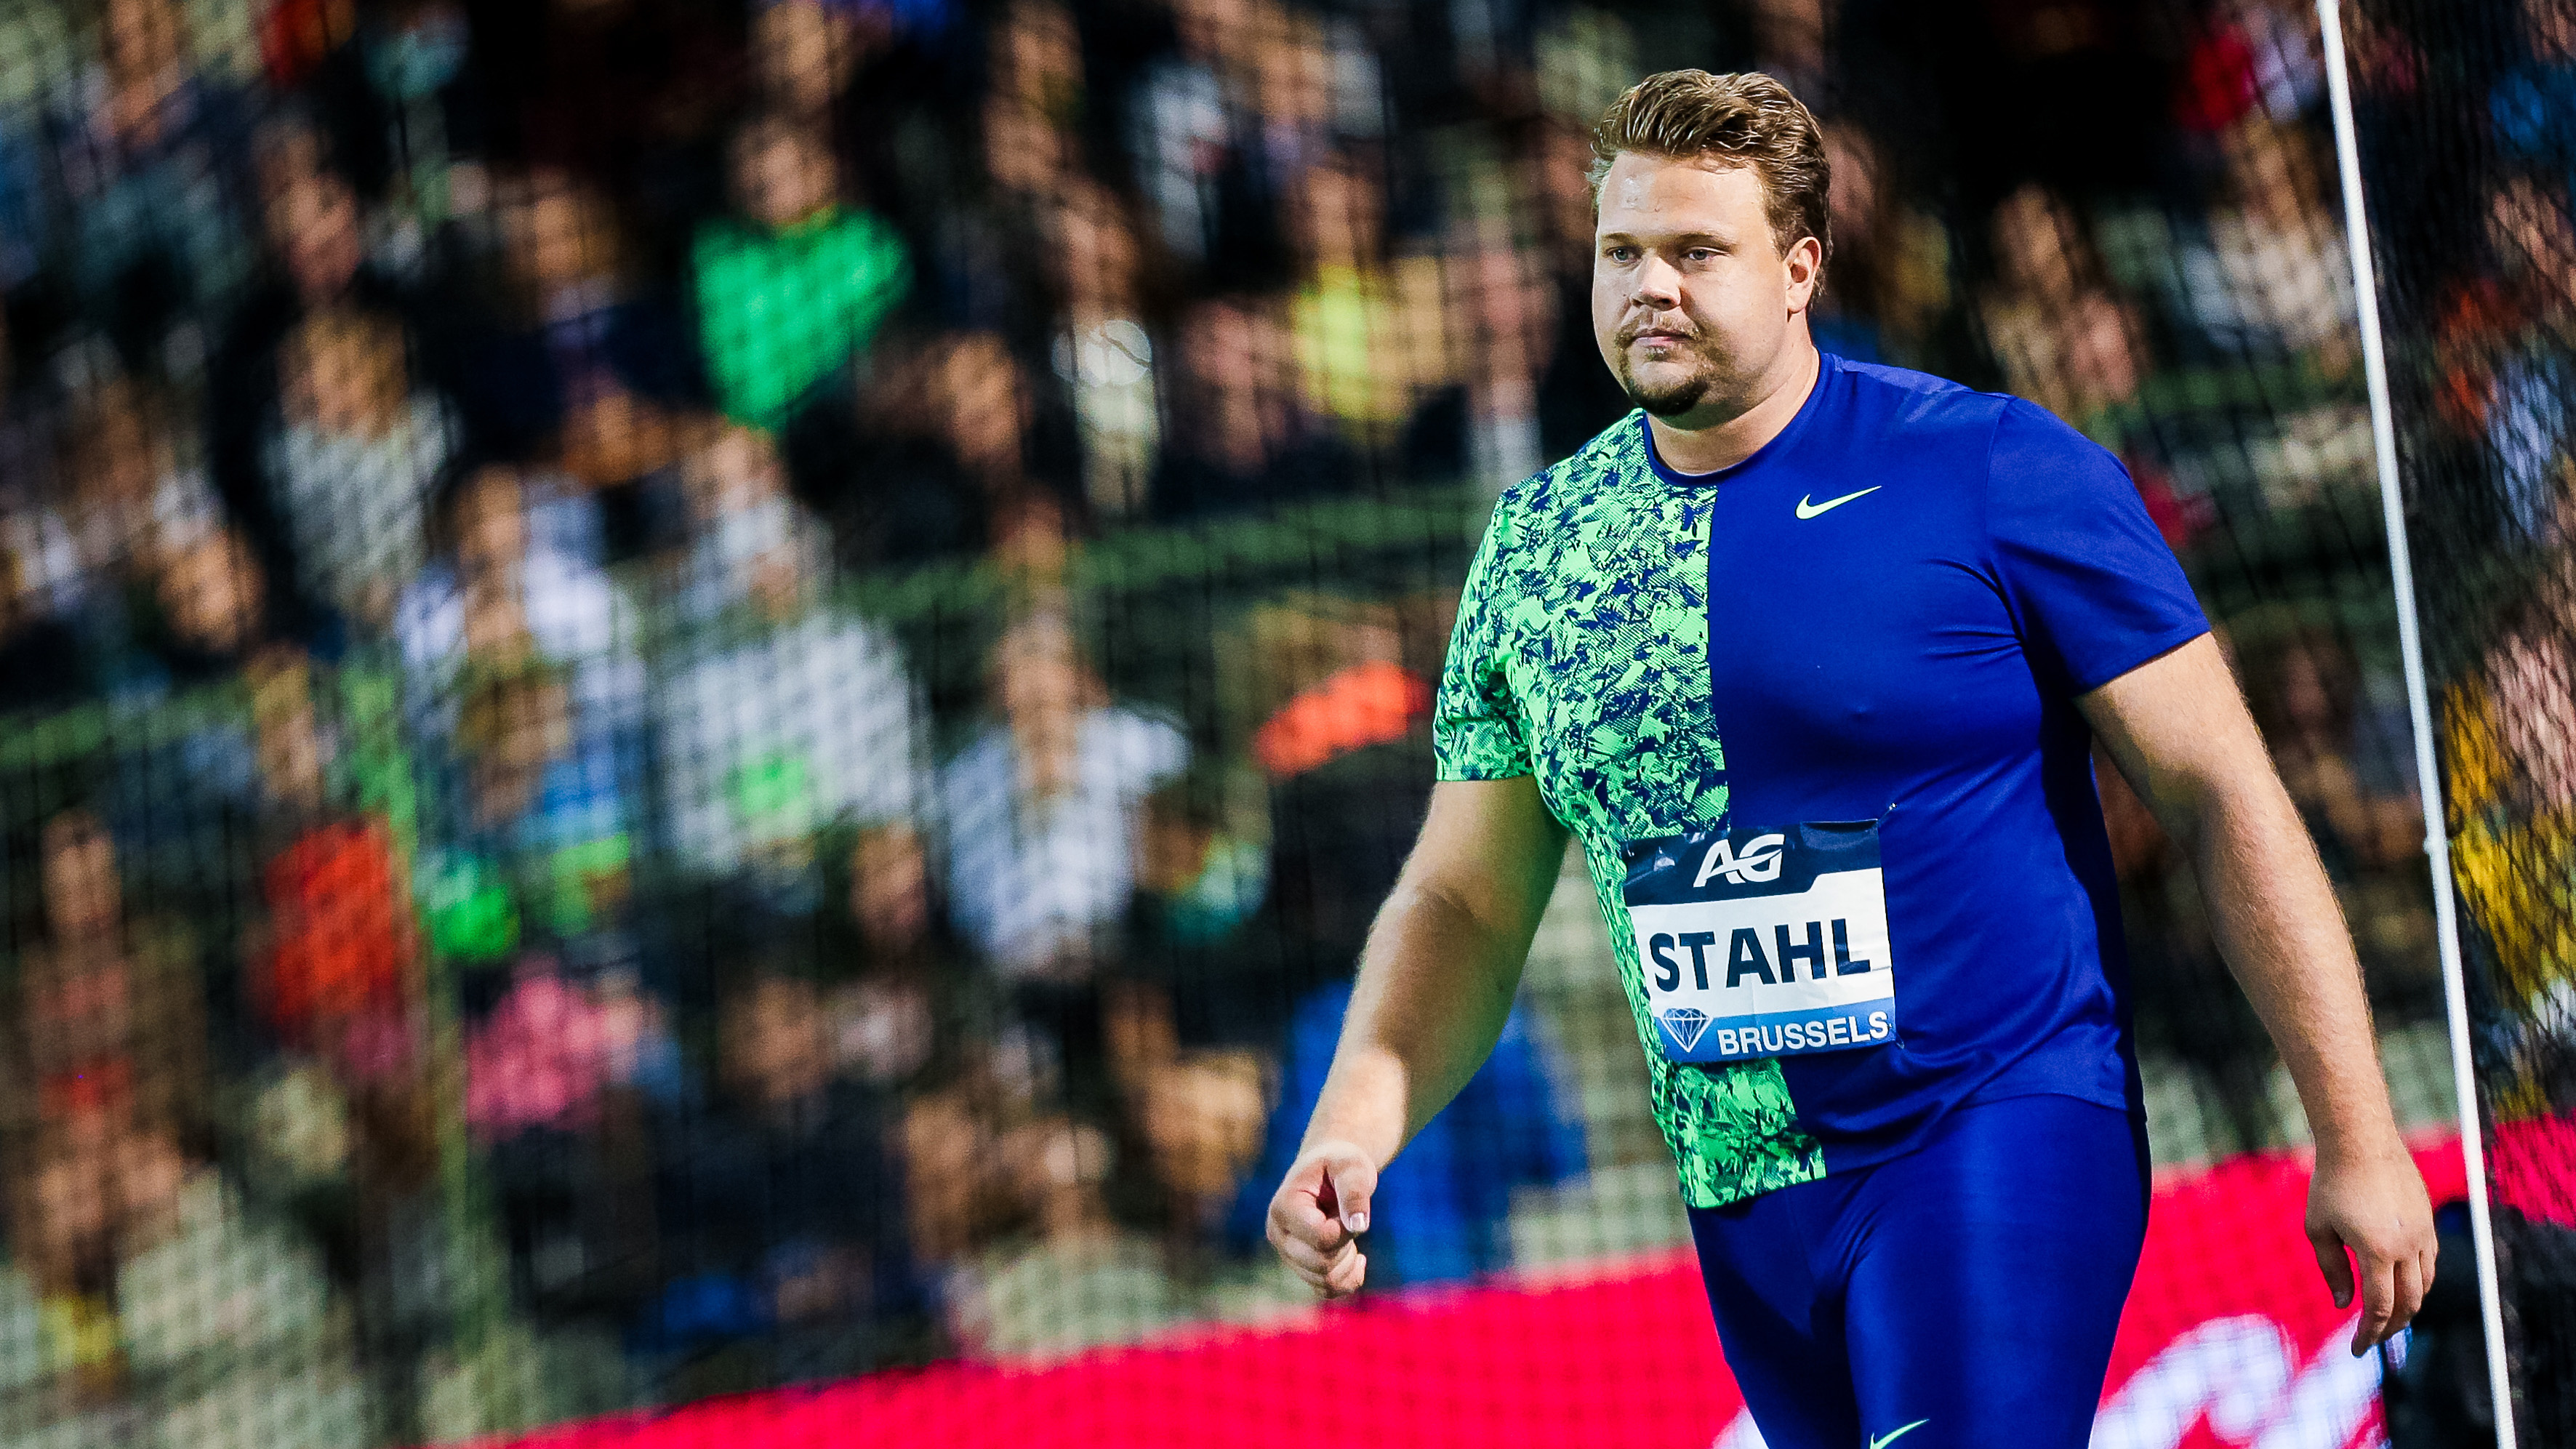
[2357,0,2576,1216]
[2340,1,2576,1434]
[0,0,2495,1440]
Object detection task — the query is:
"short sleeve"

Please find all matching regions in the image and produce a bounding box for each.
[1434,502,1533,780]
[1986,401,2210,694]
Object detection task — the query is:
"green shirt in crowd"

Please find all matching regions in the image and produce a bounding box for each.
[693,206,910,428]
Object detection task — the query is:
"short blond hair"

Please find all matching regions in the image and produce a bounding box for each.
[1591,69,1833,284]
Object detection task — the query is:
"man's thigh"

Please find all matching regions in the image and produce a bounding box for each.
[1691,1183,1861,1449]
[1838,1096,2149,1448]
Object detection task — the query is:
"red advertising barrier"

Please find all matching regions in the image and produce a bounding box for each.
[491,1138,2469,1449]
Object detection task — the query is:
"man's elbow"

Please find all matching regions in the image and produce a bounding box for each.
[1383,871,1499,943]
[2169,770,2322,875]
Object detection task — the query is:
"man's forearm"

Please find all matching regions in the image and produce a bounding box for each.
[2084,637,2433,1347]
[2188,776,2402,1157]
[1300,878,1533,1166]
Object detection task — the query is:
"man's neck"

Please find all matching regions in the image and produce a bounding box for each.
[1645,337,1822,476]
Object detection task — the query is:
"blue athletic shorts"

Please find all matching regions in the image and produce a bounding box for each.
[1689,1093,2150,1448]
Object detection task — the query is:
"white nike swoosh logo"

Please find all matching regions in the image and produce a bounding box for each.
[1868,1419,1930,1449]
[1796,486,1882,519]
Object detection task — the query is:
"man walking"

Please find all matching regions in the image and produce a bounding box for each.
[1265,69,2435,1448]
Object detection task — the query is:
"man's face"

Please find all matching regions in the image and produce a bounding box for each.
[1592,152,1818,423]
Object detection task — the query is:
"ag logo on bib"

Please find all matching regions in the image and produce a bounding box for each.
[1621,820,1897,1065]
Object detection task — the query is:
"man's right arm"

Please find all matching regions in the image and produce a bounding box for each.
[1265,774,1569,1296]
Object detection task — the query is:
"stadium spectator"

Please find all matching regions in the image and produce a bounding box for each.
[262,306,456,634]
[939,609,1187,976]
[1149,291,1358,517]
[298,0,487,210]
[1525,117,1636,459]
[1808,121,1957,370]
[205,125,428,640]
[465,958,678,1143]
[643,968,925,1372]
[694,110,909,430]
[1440,233,1553,491]
[39,0,257,370]
[397,463,642,720]
[983,0,1086,202]
[750,0,872,129]
[247,658,414,1046]
[1242,594,1435,1006]
[1978,183,2146,428]
[2238,622,2421,876]
[819,329,1043,564]
[1126,0,1276,281]
[3,811,209,1393]
[2234,620,2438,1008]
[452,169,699,466]
[2444,578,2576,1151]
[2493,0,2576,188]
[397,465,645,956]
[2187,116,2354,366]
[1283,152,1450,448]
[653,422,930,931]
[936,606,1187,1148]
[1043,180,1161,517]
[0,304,89,711]
[2482,173,2576,543]
[468,955,677,1330]
[57,375,225,594]
[230,646,457,1344]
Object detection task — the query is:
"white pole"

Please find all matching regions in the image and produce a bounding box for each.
[2315,2,2516,1442]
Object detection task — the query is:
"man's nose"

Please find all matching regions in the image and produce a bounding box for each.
[1632,253,1683,308]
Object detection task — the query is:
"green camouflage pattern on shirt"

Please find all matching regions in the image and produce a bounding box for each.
[1435,413,1825,1209]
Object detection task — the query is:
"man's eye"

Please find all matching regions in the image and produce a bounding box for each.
[1606,246,1638,262]
[1686,248,1720,262]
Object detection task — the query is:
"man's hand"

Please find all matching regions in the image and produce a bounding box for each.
[1261,778,1565,1300]
[1267,1140,1378,1298]
[2306,1135,2438,1356]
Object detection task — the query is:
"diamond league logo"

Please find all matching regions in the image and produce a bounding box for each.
[1658,1007,1712,1053]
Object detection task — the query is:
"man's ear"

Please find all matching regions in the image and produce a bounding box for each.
[1784,234,1824,313]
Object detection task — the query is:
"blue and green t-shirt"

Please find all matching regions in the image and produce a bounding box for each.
[1435,355,2209,1208]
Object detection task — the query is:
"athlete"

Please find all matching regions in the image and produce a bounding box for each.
[1264,70,2438,1447]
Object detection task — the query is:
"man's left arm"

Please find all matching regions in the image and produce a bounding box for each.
[2082,633,2436,1356]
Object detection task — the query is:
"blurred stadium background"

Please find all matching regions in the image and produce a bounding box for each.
[0,0,2561,1442]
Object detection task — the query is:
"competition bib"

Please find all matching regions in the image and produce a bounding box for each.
[1620,820,1897,1064]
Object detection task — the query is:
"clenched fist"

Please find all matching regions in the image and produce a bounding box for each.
[1267,1140,1379,1297]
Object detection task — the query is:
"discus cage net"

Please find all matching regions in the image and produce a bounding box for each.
[2354,0,2576,1442]
[0,0,2546,1445]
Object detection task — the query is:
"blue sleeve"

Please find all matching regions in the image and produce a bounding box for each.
[1986,401,2210,694]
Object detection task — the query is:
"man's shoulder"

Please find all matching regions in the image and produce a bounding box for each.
[1494,409,1650,525]
[1829,357,2018,446]
[1829,358,2117,483]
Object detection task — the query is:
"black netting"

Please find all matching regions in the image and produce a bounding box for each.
[0,0,2514,1444]
[2351,0,2576,1440]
